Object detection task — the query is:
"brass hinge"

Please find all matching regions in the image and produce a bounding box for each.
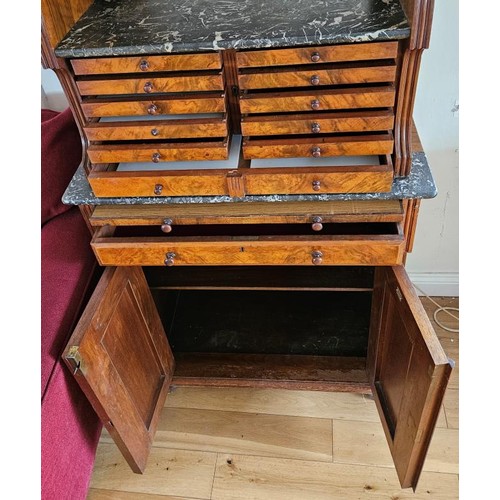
[65,346,84,375]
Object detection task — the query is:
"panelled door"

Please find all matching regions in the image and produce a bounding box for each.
[367,266,453,490]
[63,266,175,473]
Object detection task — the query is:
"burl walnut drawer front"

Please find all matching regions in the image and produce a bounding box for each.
[236,41,398,68]
[242,133,394,160]
[77,74,224,96]
[91,223,405,267]
[241,110,394,137]
[81,94,226,118]
[239,86,395,114]
[87,139,230,164]
[85,115,228,141]
[238,63,396,90]
[71,53,222,75]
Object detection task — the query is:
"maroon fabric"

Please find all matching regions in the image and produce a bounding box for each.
[41,207,95,397]
[41,360,102,500]
[41,108,82,225]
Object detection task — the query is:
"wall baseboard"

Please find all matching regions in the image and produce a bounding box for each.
[408,272,459,297]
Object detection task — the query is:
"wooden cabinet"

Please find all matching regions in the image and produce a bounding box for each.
[42,0,448,492]
[64,263,451,490]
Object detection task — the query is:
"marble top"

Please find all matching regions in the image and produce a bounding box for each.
[62,152,436,205]
[55,0,410,58]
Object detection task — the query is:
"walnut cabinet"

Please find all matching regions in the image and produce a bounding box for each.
[41,0,450,492]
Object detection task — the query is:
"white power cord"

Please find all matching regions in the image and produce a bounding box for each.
[414,285,459,333]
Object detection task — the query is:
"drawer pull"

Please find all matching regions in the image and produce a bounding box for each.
[311,52,321,63]
[152,152,162,163]
[311,122,321,134]
[311,146,321,158]
[151,128,159,136]
[312,250,323,266]
[161,218,173,233]
[154,183,163,195]
[164,252,176,266]
[311,99,320,110]
[311,75,320,86]
[147,103,159,115]
[311,216,323,231]
[144,81,154,93]
[312,180,321,191]
[139,59,150,71]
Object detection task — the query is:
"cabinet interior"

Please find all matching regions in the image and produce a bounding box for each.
[144,266,375,391]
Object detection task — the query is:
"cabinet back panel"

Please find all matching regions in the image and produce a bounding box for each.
[151,289,371,357]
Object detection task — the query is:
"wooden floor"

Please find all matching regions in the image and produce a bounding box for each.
[87,297,459,500]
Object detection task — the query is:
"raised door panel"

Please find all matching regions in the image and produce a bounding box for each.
[367,266,452,489]
[62,266,175,473]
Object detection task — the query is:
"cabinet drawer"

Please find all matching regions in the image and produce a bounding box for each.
[91,223,406,267]
[71,53,222,75]
[239,86,395,114]
[236,41,398,68]
[77,73,224,96]
[88,168,230,197]
[238,64,396,90]
[244,163,393,194]
[242,133,394,160]
[85,115,228,141]
[87,139,229,164]
[81,94,226,118]
[90,200,404,228]
[241,110,394,137]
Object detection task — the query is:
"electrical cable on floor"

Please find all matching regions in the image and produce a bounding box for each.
[413,284,459,333]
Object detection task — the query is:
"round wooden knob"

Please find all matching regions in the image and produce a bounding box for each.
[139,59,149,71]
[312,251,323,265]
[152,152,161,163]
[311,75,320,86]
[311,147,321,158]
[161,218,173,233]
[311,52,320,62]
[311,216,323,231]
[144,81,154,93]
[151,128,159,136]
[311,99,320,110]
[147,103,159,115]
[312,180,321,191]
[154,183,163,195]
[311,122,321,134]
[164,252,176,266]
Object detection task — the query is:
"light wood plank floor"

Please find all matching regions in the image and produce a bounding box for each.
[87,297,459,500]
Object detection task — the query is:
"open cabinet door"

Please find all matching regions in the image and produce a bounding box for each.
[62,266,175,473]
[367,266,452,490]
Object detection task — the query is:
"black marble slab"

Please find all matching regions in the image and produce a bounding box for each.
[62,152,437,205]
[55,0,410,58]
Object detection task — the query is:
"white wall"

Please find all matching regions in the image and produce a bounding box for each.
[41,2,459,294]
[407,0,459,295]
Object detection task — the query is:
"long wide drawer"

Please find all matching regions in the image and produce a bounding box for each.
[89,200,404,227]
[91,223,406,267]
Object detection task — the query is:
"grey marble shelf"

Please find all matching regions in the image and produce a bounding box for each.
[55,0,410,58]
[63,152,436,206]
